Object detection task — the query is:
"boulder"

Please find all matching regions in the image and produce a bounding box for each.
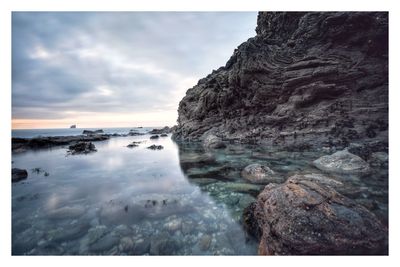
[313,150,371,175]
[241,163,281,184]
[12,168,28,182]
[68,142,97,155]
[244,175,388,255]
[203,134,226,149]
[150,135,159,139]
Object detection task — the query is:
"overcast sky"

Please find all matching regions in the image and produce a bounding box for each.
[12,12,257,128]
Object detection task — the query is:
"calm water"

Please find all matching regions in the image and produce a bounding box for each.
[12,127,154,138]
[11,132,388,255]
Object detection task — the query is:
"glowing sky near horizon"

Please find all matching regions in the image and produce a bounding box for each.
[12,12,257,129]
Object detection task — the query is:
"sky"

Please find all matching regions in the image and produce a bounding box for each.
[12,12,257,129]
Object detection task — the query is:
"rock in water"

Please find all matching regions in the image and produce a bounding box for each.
[203,134,226,149]
[12,168,28,182]
[313,150,371,175]
[68,142,97,155]
[244,175,388,255]
[173,12,388,150]
[241,164,281,184]
[147,145,164,150]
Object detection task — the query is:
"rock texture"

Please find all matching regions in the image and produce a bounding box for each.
[244,174,388,255]
[241,163,280,184]
[173,12,388,150]
[313,150,371,175]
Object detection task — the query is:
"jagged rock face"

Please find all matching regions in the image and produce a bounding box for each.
[173,12,388,149]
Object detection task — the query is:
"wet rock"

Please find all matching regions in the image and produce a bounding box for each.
[51,223,90,242]
[313,150,371,175]
[150,135,160,139]
[368,152,388,167]
[127,141,141,148]
[87,225,107,244]
[67,142,97,155]
[245,175,388,255]
[198,234,212,251]
[203,134,226,149]
[47,205,86,220]
[147,145,163,150]
[89,232,119,253]
[222,182,263,195]
[12,168,28,182]
[241,164,281,184]
[150,236,181,255]
[160,133,168,137]
[164,218,182,233]
[178,153,217,170]
[119,237,134,252]
[132,238,151,255]
[238,194,257,209]
[149,126,171,134]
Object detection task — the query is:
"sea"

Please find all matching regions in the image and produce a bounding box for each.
[11,127,388,255]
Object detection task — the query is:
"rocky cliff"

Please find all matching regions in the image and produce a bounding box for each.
[173,12,388,150]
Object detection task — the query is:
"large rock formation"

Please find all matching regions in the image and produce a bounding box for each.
[173,12,388,150]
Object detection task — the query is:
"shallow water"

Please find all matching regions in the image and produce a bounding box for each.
[12,134,388,255]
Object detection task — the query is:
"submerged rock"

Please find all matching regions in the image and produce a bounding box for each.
[313,150,371,175]
[203,134,226,149]
[241,164,281,184]
[12,168,28,182]
[68,142,97,155]
[368,151,388,167]
[127,141,141,148]
[147,145,164,150]
[47,205,86,220]
[245,175,388,255]
[150,135,160,139]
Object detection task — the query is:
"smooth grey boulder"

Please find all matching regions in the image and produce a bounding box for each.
[313,150,371,175]
[241,163,281,184]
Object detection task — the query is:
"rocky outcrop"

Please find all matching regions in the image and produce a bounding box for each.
[313,150,371,175]
[12,135,109,152]
[244,174,388,255]
[173,12,388,150]
[67,142,97,155]
[82,129,104,135]
[12,168,28,182]
[149,126,172,135]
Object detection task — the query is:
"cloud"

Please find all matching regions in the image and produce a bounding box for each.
[12,12,257,125]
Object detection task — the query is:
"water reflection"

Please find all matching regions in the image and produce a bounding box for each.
[12,135,257,255]
[12,134,388,255]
